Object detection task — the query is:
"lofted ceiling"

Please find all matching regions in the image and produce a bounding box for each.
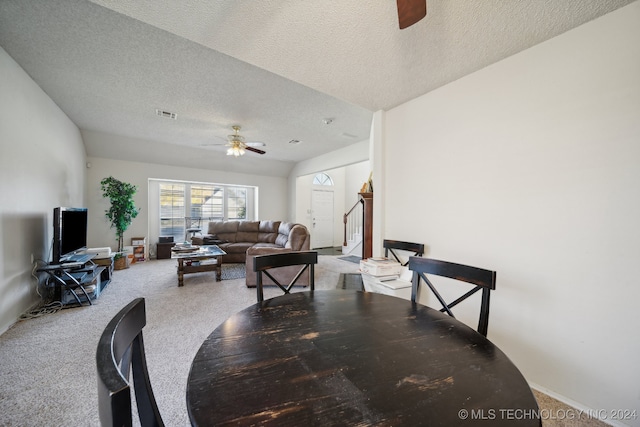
[0,0,634,176]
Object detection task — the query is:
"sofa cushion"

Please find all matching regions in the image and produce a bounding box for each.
[216,242,232,252]
[258,220,281,243]
[275,222,294,247]
[223,242,254,254]
[211,221,239,243]
[238,221,260,232]
[236,221,260,243]
[252,242,282,249]
[286,224,311,251]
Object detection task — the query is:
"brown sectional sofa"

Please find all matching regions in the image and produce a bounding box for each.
[191,220,311,287]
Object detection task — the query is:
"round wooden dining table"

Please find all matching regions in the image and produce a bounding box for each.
[187,290,541,426]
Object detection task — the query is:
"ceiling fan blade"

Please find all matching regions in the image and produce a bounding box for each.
[200,135,229,146]
[245,146,266,155]
[397,0,426,29]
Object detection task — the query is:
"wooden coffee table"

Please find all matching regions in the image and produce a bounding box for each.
[171,245,226,286]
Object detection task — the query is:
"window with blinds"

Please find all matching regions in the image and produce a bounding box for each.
[190,185,223,220]
[157,181,254,241]
[160,183,186,242]
[226,187,247,220]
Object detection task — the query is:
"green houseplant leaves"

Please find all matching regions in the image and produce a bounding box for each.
[100,176,139,256]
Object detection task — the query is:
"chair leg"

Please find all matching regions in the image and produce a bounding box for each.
[256,272,264,303]
[477,288,491,337]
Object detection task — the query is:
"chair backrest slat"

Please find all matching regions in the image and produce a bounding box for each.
[408,257,496,336]
[383,239,425,266]
[185,217,201,227]
[97,298,164,427]
[253,251,318,302]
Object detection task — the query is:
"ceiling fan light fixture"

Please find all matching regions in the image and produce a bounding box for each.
[226,126,247,156]
[212,125,265,156]
[227,141,245,157]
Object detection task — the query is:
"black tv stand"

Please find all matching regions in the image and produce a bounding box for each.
[38,254,109,306]
[60,253,95,265]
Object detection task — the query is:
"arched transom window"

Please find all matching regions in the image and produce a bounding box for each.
[313,173,334,186]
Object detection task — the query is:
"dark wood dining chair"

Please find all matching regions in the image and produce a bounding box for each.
[383,239,425,266]
[253,251,318,303]
[408,257,497,337]
[96,298,164,427]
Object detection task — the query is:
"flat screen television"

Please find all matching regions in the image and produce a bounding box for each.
[53,207,88,263]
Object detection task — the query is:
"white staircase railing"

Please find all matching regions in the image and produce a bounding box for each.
[343,199,363,255]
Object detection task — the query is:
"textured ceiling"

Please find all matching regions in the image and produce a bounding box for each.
[0,0,634,176]
[89,0,636,111]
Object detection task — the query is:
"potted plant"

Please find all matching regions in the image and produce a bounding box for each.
[100,176,140,270]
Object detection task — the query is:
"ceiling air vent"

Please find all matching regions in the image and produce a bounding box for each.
[155,109,177,120]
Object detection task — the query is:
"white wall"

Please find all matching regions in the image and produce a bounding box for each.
[0,48,86,334]
[85,155,288,253]
[344,161,371,208]
[288,139,369,219]
[383,3,640,423]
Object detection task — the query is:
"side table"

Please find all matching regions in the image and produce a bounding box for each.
[157,242,175,259]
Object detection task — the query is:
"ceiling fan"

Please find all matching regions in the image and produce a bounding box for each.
[203,125,266,157]
[396,0,427,29]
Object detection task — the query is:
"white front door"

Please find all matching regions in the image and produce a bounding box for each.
[311,189,334,248]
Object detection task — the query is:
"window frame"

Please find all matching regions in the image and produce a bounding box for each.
[153,179,256,243]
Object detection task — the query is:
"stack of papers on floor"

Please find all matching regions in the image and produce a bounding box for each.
[360,265,413,300]
[359,257,403,276]
[378,276,413,290]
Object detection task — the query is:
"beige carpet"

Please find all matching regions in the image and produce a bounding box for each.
[0,256,606,426]
[0,256,359,426]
